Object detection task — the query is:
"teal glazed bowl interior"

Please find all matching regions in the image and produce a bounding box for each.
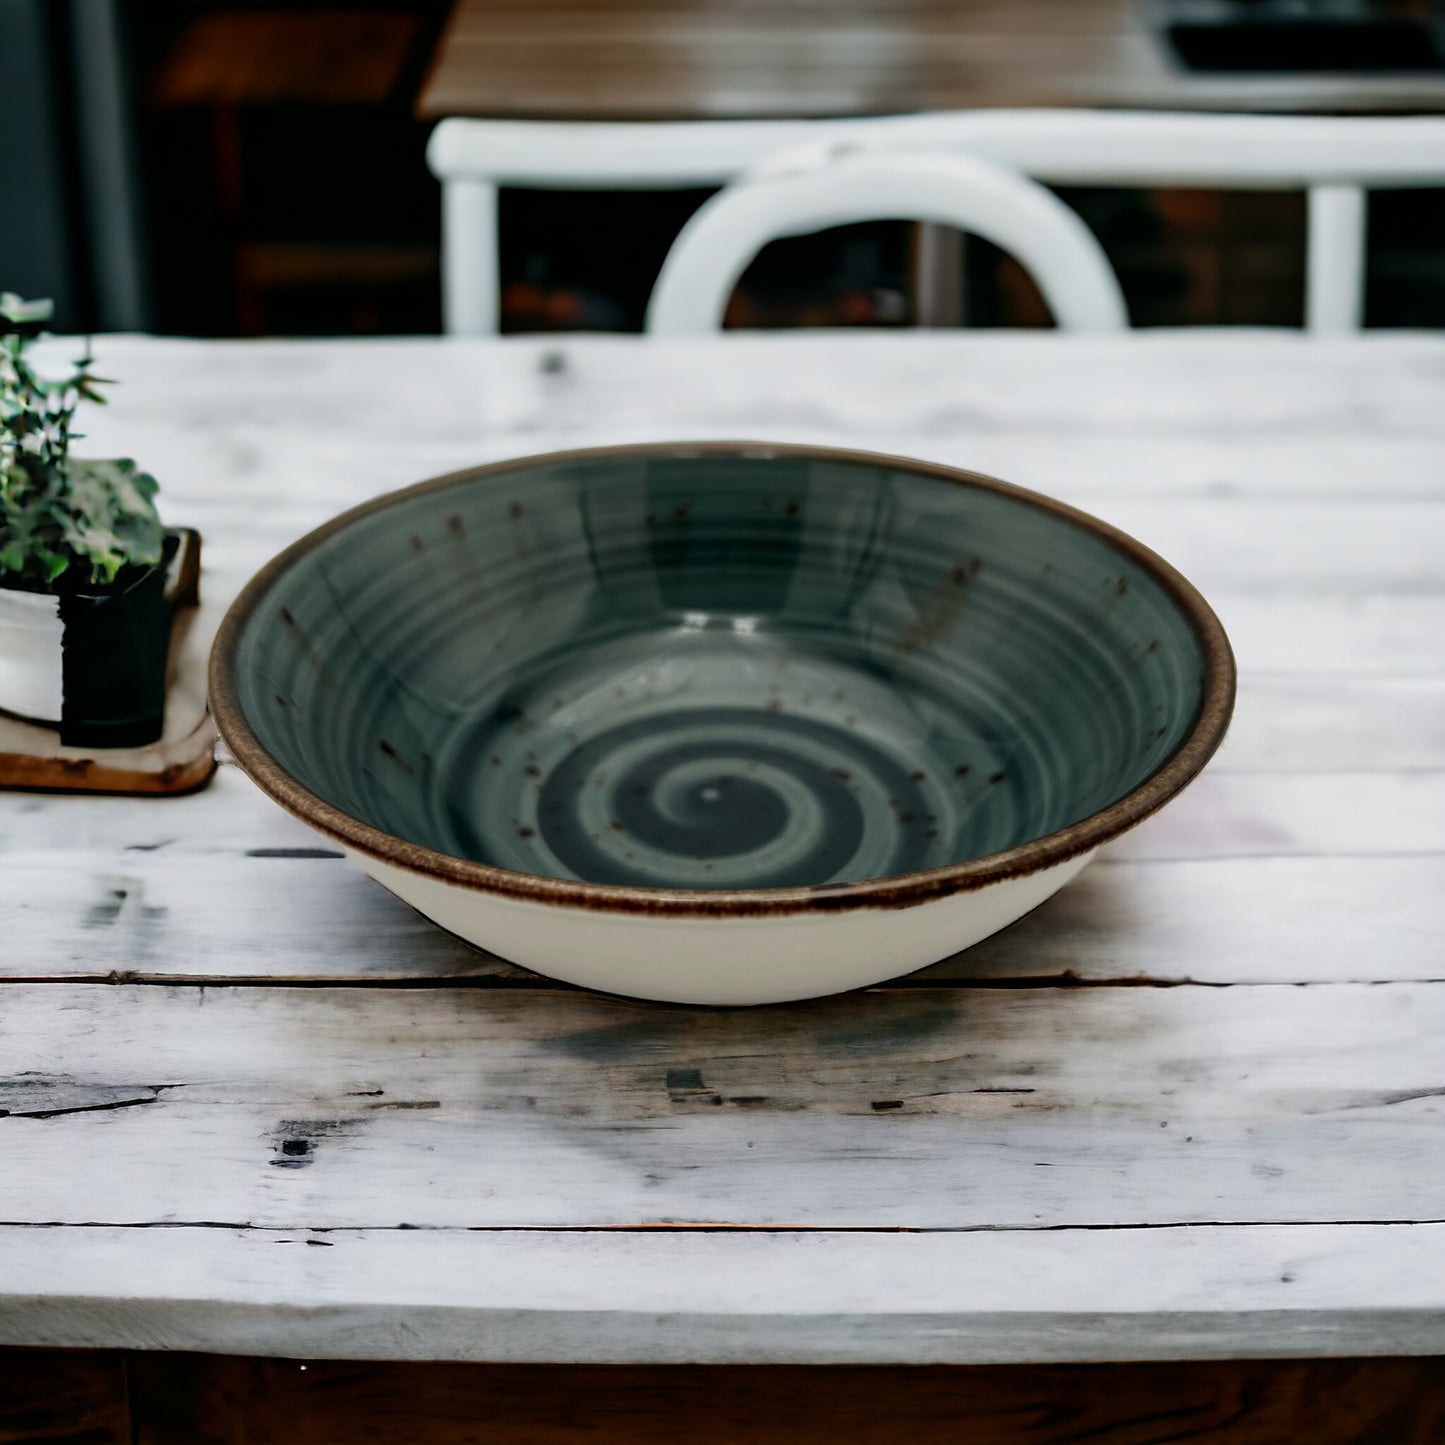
[212,443,1234,1001]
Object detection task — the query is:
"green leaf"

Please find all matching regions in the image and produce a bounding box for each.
[0,311,160,587]
[60,457,165,577]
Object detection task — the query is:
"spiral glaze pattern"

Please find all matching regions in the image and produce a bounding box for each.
[440,692,955,888]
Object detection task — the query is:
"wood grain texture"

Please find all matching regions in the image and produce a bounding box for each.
[418,0,1445,119]
[4,335,1442,990]
[0,1349,129,1445]
[2,849,1439,986]
[3,333,1441,1364]
[127,1353,1445,1445]
[153,11,422,108]
[64,336,1445,504]
[1,981,1442,1231]
[4,1224,1444,1363]
[6,740,1444,866]
[420,0,1133,120]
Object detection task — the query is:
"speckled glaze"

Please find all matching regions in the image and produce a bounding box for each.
[211,443,1234,1004]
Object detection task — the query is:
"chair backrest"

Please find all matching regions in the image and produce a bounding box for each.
[427,111,1445,335]
[645,148,1129,334]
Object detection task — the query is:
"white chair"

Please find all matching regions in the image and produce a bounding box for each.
[427,110,1445,336]
[645,147,1128,334]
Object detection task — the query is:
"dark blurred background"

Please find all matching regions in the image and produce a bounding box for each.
[3,0,1443,336]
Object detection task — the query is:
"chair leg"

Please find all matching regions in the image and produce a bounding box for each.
[1307,184,1366,335]
[443,178,500,335]
[913,222,965,327]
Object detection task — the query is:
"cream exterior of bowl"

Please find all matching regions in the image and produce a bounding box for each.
[360,848,1095,1006]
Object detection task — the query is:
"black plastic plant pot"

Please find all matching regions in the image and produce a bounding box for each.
[0,534,192,757]
[56,531,182,748]
[0,530,198,751]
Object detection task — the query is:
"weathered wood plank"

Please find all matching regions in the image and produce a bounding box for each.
[0,850,505,983]
[1105,769,1445,860]
[1,982,1441,1230]
[126,1352,1445,1445]
[1085,499,1445,596]
[922,854,1445,985]
[4,756,1442,868]
[1215,675,1445,772]
[3,1223,1443,1364]
[0,1348,130,1445]
[0,853,1436,987]
[77,337,1445,498]
[4,333,1439,1367]
[1221,595,1445,675]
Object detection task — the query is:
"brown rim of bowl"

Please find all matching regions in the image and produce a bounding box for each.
[210,440,1236,917]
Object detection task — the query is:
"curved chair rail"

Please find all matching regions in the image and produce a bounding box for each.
[645,149,1130,334]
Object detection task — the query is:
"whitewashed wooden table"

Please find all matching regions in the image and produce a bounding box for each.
[2,332,1443,1367]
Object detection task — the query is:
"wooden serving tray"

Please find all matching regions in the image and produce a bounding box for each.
[0,529,217,795]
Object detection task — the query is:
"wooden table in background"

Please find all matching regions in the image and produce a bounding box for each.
[416,1,1445,332]
[418,0,1445,120]
[2,333,1443,1441]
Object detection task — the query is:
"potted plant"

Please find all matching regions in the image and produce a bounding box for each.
[0,293,185,749]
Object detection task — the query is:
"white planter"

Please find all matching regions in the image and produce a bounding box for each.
[0,587,64,724]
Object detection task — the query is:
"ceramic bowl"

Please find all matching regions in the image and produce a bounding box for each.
[211,443,1234,1005]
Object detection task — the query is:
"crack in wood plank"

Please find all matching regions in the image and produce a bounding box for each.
[2,1218,1445,1234]
[0,1080,181,1120]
